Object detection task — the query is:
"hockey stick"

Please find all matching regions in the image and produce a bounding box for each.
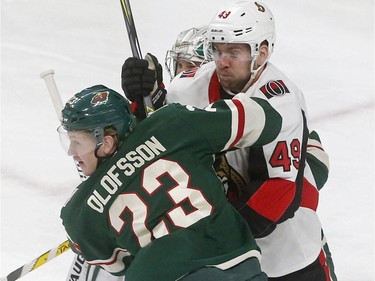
[119,0,155,116]
[0,71,85,281]
[40,70,95,280]
[40,69,88,181]
[1,240,70,281]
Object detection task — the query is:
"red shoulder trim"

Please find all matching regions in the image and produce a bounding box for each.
[208,70,221,103]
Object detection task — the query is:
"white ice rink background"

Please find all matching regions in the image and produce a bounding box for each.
[1,0,374,280]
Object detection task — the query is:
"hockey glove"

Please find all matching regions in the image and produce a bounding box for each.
[121,53,166,121]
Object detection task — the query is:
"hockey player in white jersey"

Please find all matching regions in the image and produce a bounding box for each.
[166,3,336,280]
[166,2,336,280]
[122,2,337,280]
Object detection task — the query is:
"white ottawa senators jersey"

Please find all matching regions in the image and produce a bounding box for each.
[167,61,324,277]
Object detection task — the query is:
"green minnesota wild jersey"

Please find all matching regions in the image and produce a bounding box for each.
[61,93,281,281]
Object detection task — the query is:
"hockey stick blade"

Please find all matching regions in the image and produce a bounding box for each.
[119,0,155,116]
[1,240,71,281]
[40,69,88,181]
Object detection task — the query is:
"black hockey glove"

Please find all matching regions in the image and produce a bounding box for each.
[121,53,166,121]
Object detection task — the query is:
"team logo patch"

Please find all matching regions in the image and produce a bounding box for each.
[214,155,247,202]
[91,91,109,106]
[180,67,199,78]
[260,80,289,99]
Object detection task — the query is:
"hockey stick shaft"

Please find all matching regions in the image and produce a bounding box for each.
[40,69,64,120]
[119,0,155,116]
[120,0,142,59]
[1,240,71,281]
[40,70,93,280]
[40,69,88,181]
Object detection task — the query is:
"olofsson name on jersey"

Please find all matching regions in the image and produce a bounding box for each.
[87,136,166,213]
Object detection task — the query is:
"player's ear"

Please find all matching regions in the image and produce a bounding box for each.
[257,44,269,66]
[100,135,117,156]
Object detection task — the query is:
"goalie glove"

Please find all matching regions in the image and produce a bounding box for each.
[121,53,166,121]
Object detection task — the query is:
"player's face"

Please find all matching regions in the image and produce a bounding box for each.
[212,43,252,93]
[175,59,200,76]
[66,131,98,176]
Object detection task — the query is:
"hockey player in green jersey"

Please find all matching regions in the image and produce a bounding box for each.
[59,84,281,281]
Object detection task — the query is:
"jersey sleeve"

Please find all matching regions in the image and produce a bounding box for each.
[176,92,282,154]
[61,180,133,276]
[306,130,330,190]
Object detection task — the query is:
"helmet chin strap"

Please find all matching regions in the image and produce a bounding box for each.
[94,143,105,168]
[241,55,268,93]
[94,140,120,168]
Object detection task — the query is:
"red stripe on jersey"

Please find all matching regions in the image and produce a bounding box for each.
[180,67,199,78]
[301,178,319,211]
[307,144,325,151]
[247,178,319,222]
[91,249,122,266]
[247,178,296,222]
[229,99,245,148]
[319,249,333,281]
[208,70,221,103]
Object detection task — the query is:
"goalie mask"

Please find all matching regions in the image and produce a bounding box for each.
[58,85,135,156]
[165,26,212,80]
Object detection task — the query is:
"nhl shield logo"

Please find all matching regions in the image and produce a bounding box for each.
[91,91,109,106]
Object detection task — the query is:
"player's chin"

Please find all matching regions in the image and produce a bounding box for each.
[220,78,236,91]
[79,162,94,177]
[218,72,234,83]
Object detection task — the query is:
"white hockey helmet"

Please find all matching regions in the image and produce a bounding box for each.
[207,1,275,58]
[165,26,212,79]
